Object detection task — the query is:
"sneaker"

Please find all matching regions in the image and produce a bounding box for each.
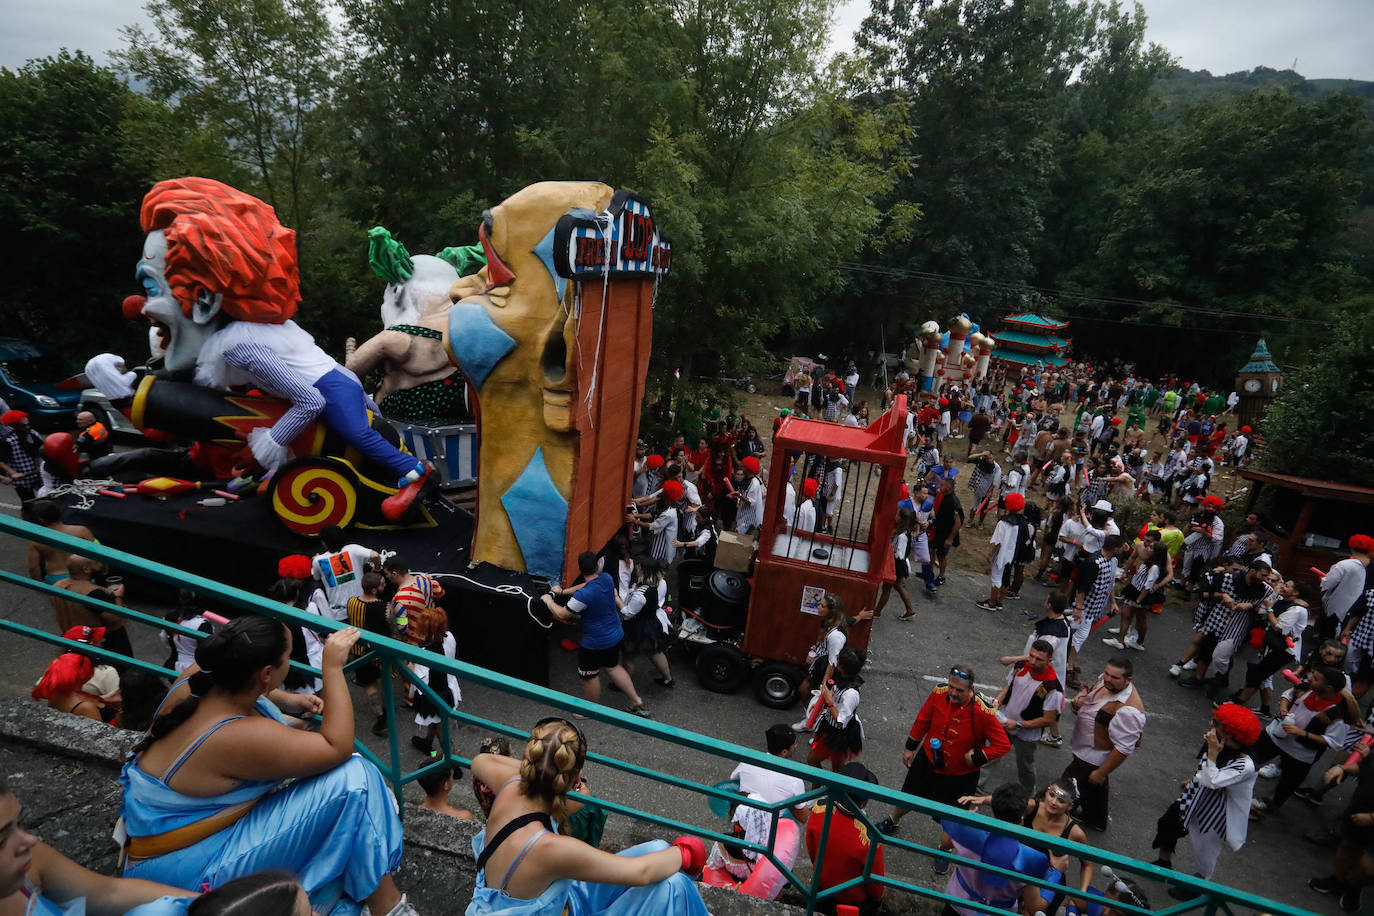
[791,719,811,733]
[1168,663,1183,677]
[1106,626,1121,635]
[933,857,951,876]
[1182,659,1198,671]
[383,893,421,916]
[371,714,388,737]
[1251,798,1270,812]
[1041,734,1063,748]
[1310,875,1345,896]
[1293,787,1323,807]
[1177,675,1203,690]
[628,705,652,718]
[1124,636,1145,651]
[1101,637,1126,649]
[1005,593,1022,601]
[934,576,947,586]
[876,817,898,835]
[1341,886,1362,912]
[410,735,433,753]
[925,586,938,597]
[1259,763,1281,779]
[976,601,1002,612]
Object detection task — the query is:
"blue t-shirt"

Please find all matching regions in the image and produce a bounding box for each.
[568,572,623,650]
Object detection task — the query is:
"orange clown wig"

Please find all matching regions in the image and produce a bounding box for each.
[140,177,300,324]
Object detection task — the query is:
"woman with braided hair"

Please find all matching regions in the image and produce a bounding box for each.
[468,718,709,915]
[118,615,416,916]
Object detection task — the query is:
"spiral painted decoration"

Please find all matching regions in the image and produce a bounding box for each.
[270,459,358,535]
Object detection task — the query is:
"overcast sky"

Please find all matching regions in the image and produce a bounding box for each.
[3,0,1372,82]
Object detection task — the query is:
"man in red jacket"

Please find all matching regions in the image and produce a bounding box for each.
[877,666,1011,834]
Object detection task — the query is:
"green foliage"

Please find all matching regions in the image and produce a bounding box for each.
[1258,299,1374,487]
[0,52,157,363]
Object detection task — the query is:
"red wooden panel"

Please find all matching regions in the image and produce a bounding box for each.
[742,557,878,666]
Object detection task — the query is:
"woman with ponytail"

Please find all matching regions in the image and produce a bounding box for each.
[467,718,709,915]
[118,615,417,916]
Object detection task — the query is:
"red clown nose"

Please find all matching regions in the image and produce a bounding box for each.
[123,295,147,320]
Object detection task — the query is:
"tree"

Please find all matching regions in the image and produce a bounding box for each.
[114,0,339,231]
[0,52,157,362]
[1259,299,1374,487]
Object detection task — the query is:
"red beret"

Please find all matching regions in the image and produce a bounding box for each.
[741,456,761,474]
[662,480,684,501]
[1,410,28,426]
[1110,417,1122,425]
[803,478,819,498]
[1240,426,1252,434]
[646,454,665,469]
[278,554,312,580]
[938,397,948,406]
[1351,534,1374,553]
[1004,493,1026,512]
[1202,495,1224,510]
[1213,702,1261,746]
[63,625,106,644]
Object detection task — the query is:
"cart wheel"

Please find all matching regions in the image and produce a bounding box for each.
[753,661,803,708]
[745,382,757,394]
[696,643,749,694]
[269,457,359,535]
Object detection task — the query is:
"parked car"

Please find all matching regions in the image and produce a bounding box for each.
[0,338,82,431]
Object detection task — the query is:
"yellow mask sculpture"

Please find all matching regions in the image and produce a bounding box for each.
[441,182,670,580]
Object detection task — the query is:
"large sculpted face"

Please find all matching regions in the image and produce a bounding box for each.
[135,230,224,373]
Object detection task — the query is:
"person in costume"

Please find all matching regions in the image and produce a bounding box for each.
[383,554,445,638]
[405,606,462,760]
[0,774,195,916]
[466,717,709,915]
[84,178,429,511]
[941,784,1050,916]
[1150,703,1260,882]
[118,615,417,916]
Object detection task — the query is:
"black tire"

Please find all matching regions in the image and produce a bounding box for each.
[696,643,748,694]
[745,382,757,394]
[753,660,803,708]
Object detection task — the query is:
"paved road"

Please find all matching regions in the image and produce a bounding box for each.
[0,493,1345,914]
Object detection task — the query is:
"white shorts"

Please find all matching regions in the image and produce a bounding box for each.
[991,560,1009,590]
[1071,614,1097,651]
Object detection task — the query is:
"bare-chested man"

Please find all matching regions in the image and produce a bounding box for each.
[51,555,132,662]
[24,499,94,584]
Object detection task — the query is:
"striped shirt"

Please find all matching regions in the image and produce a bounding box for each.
[1348,588,1374,652]
[1177,747,1255,840]
[649,505,679,567]
[1198,573,1274,642]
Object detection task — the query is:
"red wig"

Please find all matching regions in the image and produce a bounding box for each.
[141,177,299,324]
[1213,702,1261,746]
[278,554,313,580]
[31,652,95,701]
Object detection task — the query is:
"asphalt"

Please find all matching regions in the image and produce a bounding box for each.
[0,492,1348,915]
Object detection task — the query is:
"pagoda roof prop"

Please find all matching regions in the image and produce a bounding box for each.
[992,329,1072,354]
[1239,338,1281,374]
[1002,312,1069,332]
[991,349,1071,369]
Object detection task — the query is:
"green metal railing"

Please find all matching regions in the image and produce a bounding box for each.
[0,514,1312,916]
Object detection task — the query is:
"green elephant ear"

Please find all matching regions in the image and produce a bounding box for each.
[368,226,414,283]
[434,244,487,278]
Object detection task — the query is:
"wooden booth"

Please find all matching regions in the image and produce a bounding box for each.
[1241,470,1374,584]
[742,396,910,669]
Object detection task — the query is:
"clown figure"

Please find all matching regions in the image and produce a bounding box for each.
[86,179,429,505]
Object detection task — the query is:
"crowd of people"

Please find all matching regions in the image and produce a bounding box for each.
[10,350,1369,916]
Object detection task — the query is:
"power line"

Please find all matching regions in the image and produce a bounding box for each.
[838,262,1335,327]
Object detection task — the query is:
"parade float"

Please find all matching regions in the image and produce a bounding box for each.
[68,177,671,683]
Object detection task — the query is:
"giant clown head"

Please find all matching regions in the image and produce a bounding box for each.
[132,178,300,373]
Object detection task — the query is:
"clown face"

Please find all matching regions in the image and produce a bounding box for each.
[133,230,224,373]
[379,254,461,329]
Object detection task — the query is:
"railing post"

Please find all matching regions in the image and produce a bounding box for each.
[381,659,404,816]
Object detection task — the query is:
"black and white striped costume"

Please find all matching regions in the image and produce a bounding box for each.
[1153,746,1257,879]
[1080,476,1109,508]
[1071,552,1118,651]
[1197,573,1275,677]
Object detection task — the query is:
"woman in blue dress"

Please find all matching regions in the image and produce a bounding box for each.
[468,718,709,916]
[0,774,192,916]
[118,616,413,916]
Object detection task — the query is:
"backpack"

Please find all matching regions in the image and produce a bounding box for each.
[1014,516,1036,564]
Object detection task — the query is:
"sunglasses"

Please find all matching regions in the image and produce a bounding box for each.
[950,667,973,683]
